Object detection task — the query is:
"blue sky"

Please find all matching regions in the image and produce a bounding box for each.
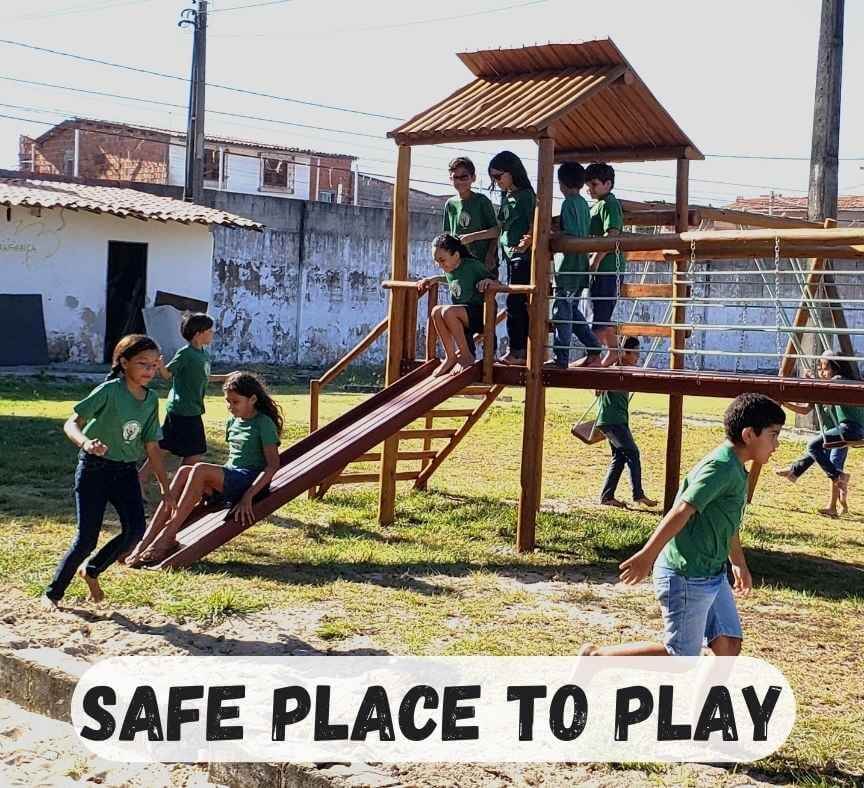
[1,0,862,205]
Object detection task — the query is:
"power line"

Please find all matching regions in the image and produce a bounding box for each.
[209,0,294,12]
[0,0,160,23]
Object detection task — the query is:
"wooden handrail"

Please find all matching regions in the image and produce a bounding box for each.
[383,279,535,295]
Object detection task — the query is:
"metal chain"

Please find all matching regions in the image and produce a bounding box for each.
[774,236,781,365]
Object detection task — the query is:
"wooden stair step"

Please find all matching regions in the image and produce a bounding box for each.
[396,428,458,440]
[426,408,475,418]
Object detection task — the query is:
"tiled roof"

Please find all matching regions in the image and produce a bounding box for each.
[36,118,356,160]
[0,177,262,229]
[725,195,864,212]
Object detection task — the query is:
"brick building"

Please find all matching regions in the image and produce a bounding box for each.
[724,194,864,226]
[19,118,357,204]
[356,173,450,215]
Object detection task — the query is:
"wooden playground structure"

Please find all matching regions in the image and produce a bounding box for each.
[150,39,864,569]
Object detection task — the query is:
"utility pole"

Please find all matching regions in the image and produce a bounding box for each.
[180,1,207,204]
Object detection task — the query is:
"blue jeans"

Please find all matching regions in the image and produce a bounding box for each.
[552,283,601,367]
[598,423,645,501]
[589,270,618,333]
[45,453,146,601]
[790,420,863,480]
[505,251,531,353]
[653,564,742,656]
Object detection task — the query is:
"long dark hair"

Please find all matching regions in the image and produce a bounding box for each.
[488,150,534,193]
[223,371,284,436]
[822,350,857,381]
[432,232,472,260]
[106,334,159,380]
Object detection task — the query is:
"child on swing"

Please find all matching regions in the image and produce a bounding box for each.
[417,233,499,377]
[125,371,282,565]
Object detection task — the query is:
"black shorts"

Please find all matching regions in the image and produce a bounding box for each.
[462,302,485,354]
[159,412,207,458]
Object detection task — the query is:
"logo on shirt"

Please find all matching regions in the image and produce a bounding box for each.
[449,281,462,300]
[458,210,472,228]
[122,420,142,443]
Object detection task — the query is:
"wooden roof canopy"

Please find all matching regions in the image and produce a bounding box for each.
[388,39,702,163]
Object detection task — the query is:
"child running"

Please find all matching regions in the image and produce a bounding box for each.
[593,337,656,508]
[548,162,602,369]
[138,312,230,487]
[417,234,498,376]
[126,372,282,565]
[776,350,863,516]
[42,335,173,608]
[442,157,500,276]
[581,393,786,657]
[585,162,624,365]
[461,151,535,365]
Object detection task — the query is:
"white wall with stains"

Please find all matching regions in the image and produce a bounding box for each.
[1,205,212,362]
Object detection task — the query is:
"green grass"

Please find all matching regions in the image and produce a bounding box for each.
[0,374,862,784]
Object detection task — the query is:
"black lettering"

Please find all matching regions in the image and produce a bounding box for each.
[442,685,480,741]
[314,686,349,740]
[614,686,653,741]
[694,686,738,741]
[398,685,438,741]
[167,686,204,741]
[506,685,547,741]
[206,686,245,741]
[119,686,163,741]
[742,685,781,742]
[549,685,588,741]
[272,686,311,741]
[350,685,395,741]
[657,685,691,741]
[79,686,116,741]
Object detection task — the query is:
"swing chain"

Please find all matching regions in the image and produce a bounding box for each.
[774,237,781,362]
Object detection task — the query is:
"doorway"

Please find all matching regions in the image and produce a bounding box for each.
[103,241,148,363]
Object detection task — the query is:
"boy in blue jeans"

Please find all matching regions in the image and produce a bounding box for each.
[581,393,786,657]
[547,162,602,368]
[595,337,656,508]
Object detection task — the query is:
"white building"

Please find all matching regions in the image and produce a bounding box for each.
[0,177,260,364]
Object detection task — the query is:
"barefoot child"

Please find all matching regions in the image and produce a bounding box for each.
[582,393,786,657]
[126,372,282,565]
[442,157,499,276]
[42,335,174,608]
[417,234,498,377]
[139,313,230,487]
[595,337,656,508]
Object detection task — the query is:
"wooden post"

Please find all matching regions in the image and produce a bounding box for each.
[378,145,411,526]
[516,135,554,552]
[483,288,496,384]
[425,285,439,361]
[404,288,418,363]
[663,158,689,512]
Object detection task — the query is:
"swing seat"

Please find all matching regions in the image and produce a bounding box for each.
[823,438,864,449]
[571,420,606,445]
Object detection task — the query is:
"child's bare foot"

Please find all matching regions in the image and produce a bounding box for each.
[775,467,798,483]
[125,549,145,567]
[498,351,526,366]
[570,354,602,368]
[600,497,626,508]
[452,352,476,375]
[578,643,598,656]
[634,496,657,508]
[40,595,59,611]
[818,507,839,518]
[78,568,104,603]
[433,357,456,377]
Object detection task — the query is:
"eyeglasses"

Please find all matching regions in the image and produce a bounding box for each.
[450,173,472,182]
[489,171,505,181]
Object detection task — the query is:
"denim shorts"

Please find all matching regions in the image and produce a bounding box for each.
[221,466,259,504]
[653,564,742,656]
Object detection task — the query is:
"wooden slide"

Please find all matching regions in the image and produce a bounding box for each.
[154,359,480,569]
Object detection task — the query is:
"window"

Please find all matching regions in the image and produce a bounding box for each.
[203,149,222,182]
[318,190,335,204]
[63,150,75,176]
[261,157,294,192]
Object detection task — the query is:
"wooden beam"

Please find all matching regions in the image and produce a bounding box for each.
[697,204,823,230]
[555,145,700,163]
[390,128,538,146]
[517,135,554,553]
[664,157,689,513]
[378,144,411,527]
[619,283,675,300]
[397,428,458,440]
[616,323,672,338]
[622,208,700,227]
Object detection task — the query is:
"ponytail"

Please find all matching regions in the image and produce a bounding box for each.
[223,371,284,436]
[107,334,160,380]
[432,232,472,261]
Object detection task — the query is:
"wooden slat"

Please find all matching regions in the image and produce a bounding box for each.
[334,471,419,484]
[459,385,495,396]
[618,283,674,300]
[616,323,672,338]
[426,409,475,418]
[351,450,439,462]
[396,428,458,440]
[626,250,674,263]
[555,145,699,163]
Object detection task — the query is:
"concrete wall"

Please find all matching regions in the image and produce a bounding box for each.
[0,206,212,362]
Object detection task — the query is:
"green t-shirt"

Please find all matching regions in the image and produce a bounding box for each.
[225,413,280,471]
[497,188,535,261]
[445,257,488,306]
[595,390,628,427]
[834,403,864,425]
[74,378,161,463]
[443,191,498,266]
[660,442,747,578]
[589,192,624,273]
[165,344,211,417]
[556,193,591,292]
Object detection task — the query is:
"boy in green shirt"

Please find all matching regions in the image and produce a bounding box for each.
[585,162,624,364]
[581,393,786,657]
[548,162,602,368]
[593,337,656,508]
[442,157,500,276]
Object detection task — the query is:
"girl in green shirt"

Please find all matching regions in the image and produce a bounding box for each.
[127,372,283,565]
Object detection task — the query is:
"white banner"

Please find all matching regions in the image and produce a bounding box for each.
[72,656,795,763]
